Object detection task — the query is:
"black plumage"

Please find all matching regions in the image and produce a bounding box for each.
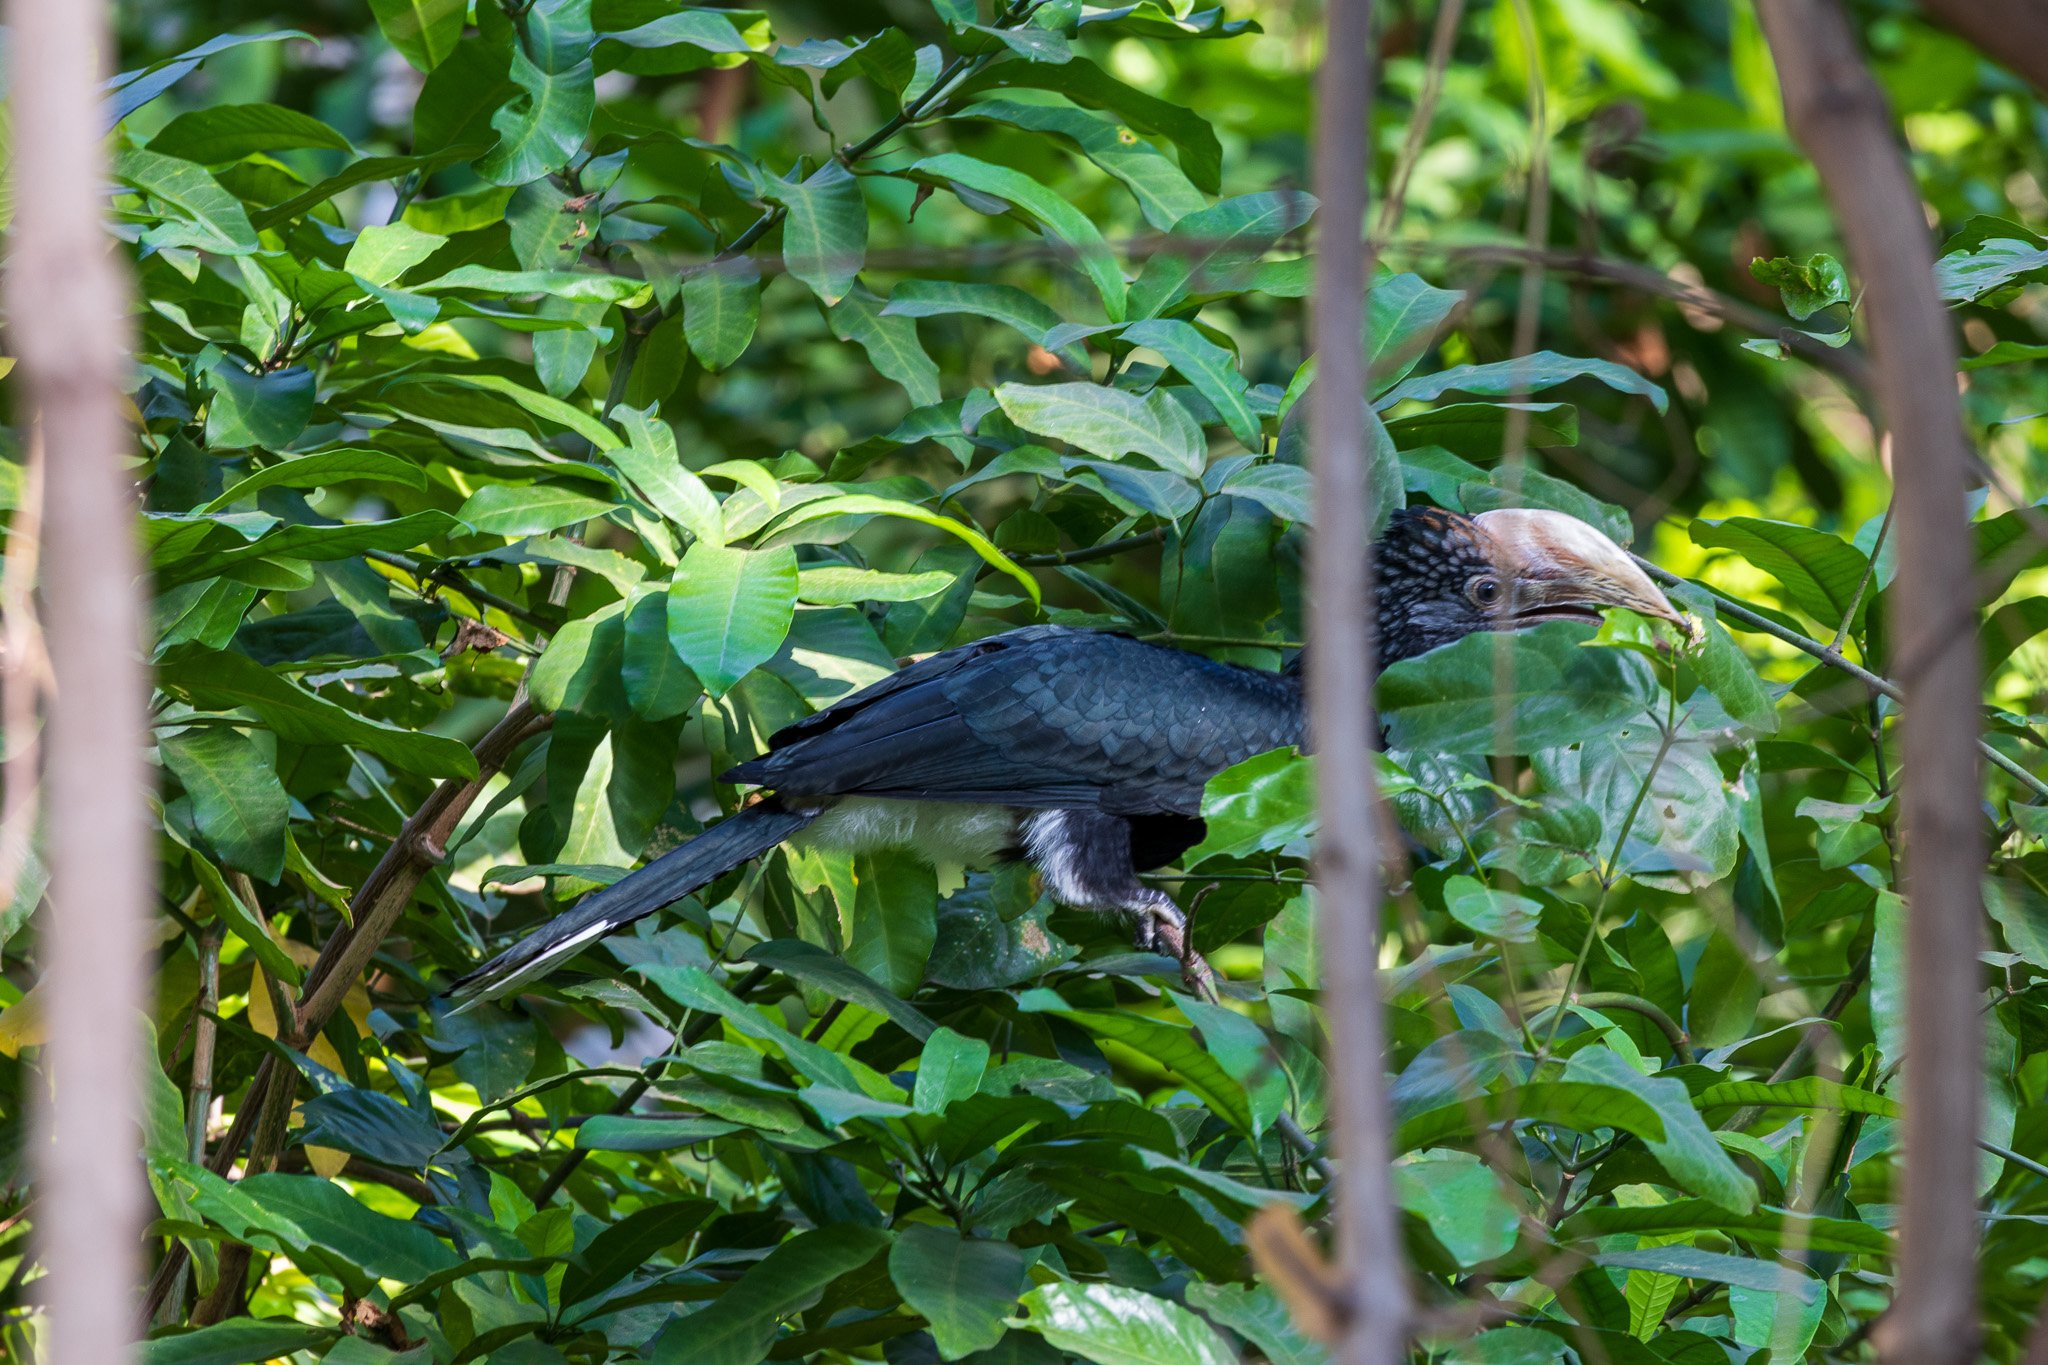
[449,506,1679,1007]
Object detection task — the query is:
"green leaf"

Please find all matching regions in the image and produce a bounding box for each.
[1693,1077,1902,1119]
[1563,1051,1756,1213]
[1442,874,1541,944]
[1596,1247,1819,1298]
[1689,517,1872,630]
[796,566,955,606]
[746,937,936,1040]
[958,96,1207,230]
[762,493,1040,604]
[1667,585,1778,734]
[1182,1283,1326,1365]
[666,541,798,696]
[848,849,937,996]
[1186,747,1314,863]
[682,259,762,371]
[890,1225,1028,1360]
[1379,624,1658,755]
[1533,713,1739,892]
[611,406,724,544]
[994,380,1204,476]
[622,589,701,720]
[149,103,352,162]
[1750,253,1850,322]
[476,16,595,187]
[186,848,301,988]
[763,161,868,304]
[140,1320,337,1365]
[1563,1201,1890,1255]
[883,279,1087,371]
[202,365,315,452]
[161,727,289,881]
[1369,271,1466,392]
[1935,227,2048,302]
[1121,320,1260,448]
[1022,999,1252,1133]
[648,1225,891,1365]
[1128,191,1317,318]
[1394,1080,1668,1151]
[1394,1154,1522,1268]
[195,450,426,513]
[1015,1282,1237,1365]
[461,483,620,537]
[157,650,478,779]
[912,152,1127,319]
[561,1198,716,1306]
[115,149,259,254]
[955,55,1223,193]
[1376,350,1669,415]
[370,0,468,71]
[830,283,941,406]
[914,1026,992,1115]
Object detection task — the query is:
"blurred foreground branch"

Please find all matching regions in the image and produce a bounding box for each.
[1761,7,1986,1364]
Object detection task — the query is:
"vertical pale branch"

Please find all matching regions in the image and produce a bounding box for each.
[1759,5,1985,1362]
[5,0,152,1357]
[1307,0,1410,1358]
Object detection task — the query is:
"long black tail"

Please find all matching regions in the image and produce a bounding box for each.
[446,803,817,1010]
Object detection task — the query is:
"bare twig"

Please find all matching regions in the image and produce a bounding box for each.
[6,2,152,1361]
[1374,0,1467,241]
[1309,0,1410,1358]
[1761,9,1985,1363]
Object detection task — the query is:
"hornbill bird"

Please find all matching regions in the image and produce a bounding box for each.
[448,506,1680,1008]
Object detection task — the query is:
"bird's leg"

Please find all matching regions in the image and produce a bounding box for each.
[1023,809,1223,999]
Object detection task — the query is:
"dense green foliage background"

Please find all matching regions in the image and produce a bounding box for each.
[3,0,2048,1360]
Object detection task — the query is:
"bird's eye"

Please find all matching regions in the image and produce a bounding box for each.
[1467,575,1502,607]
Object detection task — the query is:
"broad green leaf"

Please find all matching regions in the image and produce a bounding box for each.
[1379,624,1658,755]
[441,372,621,450]
[1186,747,1314,863]
[1562,1201,1891,1255]
[830,284,941,406]
[1749,253,1850,320]
[1021,998,1252,1132]
[1394,1154,1522,1268]
[1376,350,1669,415]
[1442,874,1541,944]
[148,103,352,162]
[611,406,724,544]
[476,9,595,187]
[682,259,761,371]
[1596,1247,1820,1298]
[796,566,954,605]
[1667,584,1778,733]
[954,55,1224,192]
[1121,319,1260,447]
[1369,271,1466,392]
[958,95,1206,229]
[1181,1283,1326,1365]
[161,727,289,881]
[202,364,315,451]
[890,1225,1027,1360]
[186,848,301,988]
[666,541,798,696]
[913,1026,992,1115]
[848,849,937,996]
[461,483,620,537]
[370,0,468,71]
[1128,191,1318,318]
[115,149,259,254]
[912,152,1126,319]
[1692,1077,1902,1119]
[762,493,1040,604]
[763,162,868,304]
[883,279,1087,370]
[995,380,1204,476]
[156,650,478,779]
[622,588,701,720]
[1935,231,2048,302]
[746,938,936,1040]
[415,264,646,302]
[560,1198,716,1307]
[1688,517,1872,631]
[1015,1282,1237,1365]
[1394,1080,1668,1151]
[1563,1051,1756,1213]
[139,1319,337,1365]
[1533,713,1739,892]
[648,1225,891,1365]
[195,450,426,513]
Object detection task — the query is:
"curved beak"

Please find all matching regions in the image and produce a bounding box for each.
[1473,508,1685,628]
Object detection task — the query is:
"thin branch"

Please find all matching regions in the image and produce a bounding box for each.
[1309,0,1411,1357]
[1374,0,1467,241]
[1761,9,1984,1364]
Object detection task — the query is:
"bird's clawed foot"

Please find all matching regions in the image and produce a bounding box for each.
[1130,894,1220,1003]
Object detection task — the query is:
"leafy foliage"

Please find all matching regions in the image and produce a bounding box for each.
[3,1,2048,1362]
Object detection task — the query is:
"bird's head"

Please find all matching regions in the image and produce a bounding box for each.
[1375,506,1683,662]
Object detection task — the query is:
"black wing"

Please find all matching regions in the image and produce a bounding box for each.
[723,626,1303,815]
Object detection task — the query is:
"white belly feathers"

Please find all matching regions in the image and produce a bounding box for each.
[793,797,1022,868]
